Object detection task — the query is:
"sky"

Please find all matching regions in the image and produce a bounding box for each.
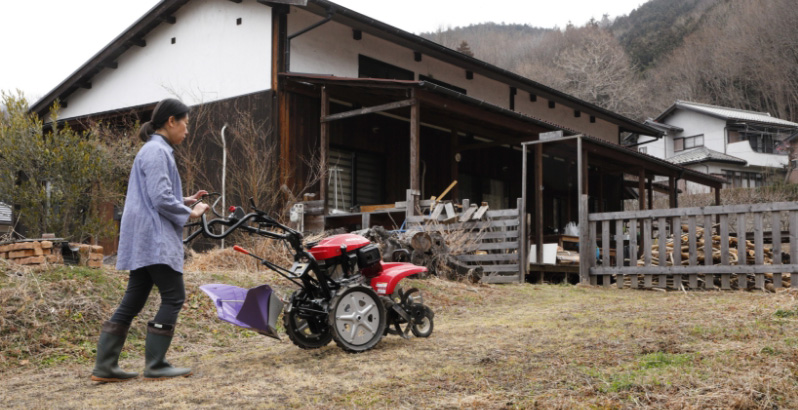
[1,0,645,101]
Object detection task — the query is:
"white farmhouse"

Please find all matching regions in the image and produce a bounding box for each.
[637,100,798,193]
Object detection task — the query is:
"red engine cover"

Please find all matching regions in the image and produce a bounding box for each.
[308,234,371,260]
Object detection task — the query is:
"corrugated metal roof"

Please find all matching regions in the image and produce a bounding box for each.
[666,146,747,166]
[0,203,12,224]
[658,100,798,128]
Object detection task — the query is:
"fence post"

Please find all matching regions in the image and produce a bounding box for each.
[518,198,527,284]
[579,194,590,284]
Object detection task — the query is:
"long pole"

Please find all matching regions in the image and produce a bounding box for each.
[220,124,228,249]
[521,143,528,283]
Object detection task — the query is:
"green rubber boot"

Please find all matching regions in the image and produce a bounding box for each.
[143,322,192,381]
[90,321,138,382]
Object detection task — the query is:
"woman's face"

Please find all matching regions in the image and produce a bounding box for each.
[165,115,189,145]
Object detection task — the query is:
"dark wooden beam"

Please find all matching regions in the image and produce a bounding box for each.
[79,82,92,90]
[669,176,676,208]
[104,61,118,69]
[320,86,330,209]
[535,143,544,270]
[458,140,519,152]
[583,150,589,195]
[162,15,176,24]
[415,89,552,135]
[410,91,420,192]
[638,169,646,210]
[451,129,459,199]
[322,98,416,122]
[272,7,287,91]
[647,178,653,210]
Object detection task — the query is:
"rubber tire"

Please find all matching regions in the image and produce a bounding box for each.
[328,283,386,353]
[283,291,333,349]
[410,307,434,338]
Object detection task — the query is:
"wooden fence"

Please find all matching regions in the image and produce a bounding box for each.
[405,194,525,284]
[585,202,798,290]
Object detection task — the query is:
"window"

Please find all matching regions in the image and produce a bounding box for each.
[358,55,414,80]
[418,75,466,95]
[721,170,765,189]
[638,147,647,154]
[674,135,704,152]
[326,148,385,211]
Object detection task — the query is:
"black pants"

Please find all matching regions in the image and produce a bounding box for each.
[110,264,185,326]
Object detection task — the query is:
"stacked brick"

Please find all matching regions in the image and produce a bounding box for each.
[75,244,104,268]
[0,241,61,265]
[0,241,104,268]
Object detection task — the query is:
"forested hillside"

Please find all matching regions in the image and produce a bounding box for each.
[611,0,718,69]
[421,0,798,124]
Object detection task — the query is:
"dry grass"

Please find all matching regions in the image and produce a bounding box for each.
[3,253,798,408]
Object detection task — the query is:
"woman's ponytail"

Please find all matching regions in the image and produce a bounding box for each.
[138,121,156,143]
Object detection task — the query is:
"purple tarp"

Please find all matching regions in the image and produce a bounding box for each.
[200,284,283,340]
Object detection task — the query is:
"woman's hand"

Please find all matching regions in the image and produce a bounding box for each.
[184,190,209,206]
[189,203,210,219]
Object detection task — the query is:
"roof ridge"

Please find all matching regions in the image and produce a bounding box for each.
[676,100,771,117]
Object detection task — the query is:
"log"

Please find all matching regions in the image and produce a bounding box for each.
[411,232,433,253]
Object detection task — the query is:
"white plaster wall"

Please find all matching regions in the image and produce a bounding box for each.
[726,141,789,168]
[636,135,665,158]
[60,0,272,119]
[288,7,619,142]
[514,95,619,142]
[288,9,508,107]
[662,110,726,152]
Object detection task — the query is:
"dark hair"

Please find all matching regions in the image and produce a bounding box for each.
[138,98,189,142]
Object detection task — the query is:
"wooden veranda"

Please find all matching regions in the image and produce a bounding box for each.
[278,74,727,283]
[521,135,725,283]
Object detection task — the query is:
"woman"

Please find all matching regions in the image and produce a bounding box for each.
[91,98,209,382]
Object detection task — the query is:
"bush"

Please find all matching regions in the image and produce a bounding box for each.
[0,92,138,242]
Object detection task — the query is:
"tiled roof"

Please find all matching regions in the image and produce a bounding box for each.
[666,147,747,166]
[659,100,798,128]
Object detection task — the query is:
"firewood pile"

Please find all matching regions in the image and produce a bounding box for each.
[639,224,787,266]
[355,226,484,282]
[630,224,791,290]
